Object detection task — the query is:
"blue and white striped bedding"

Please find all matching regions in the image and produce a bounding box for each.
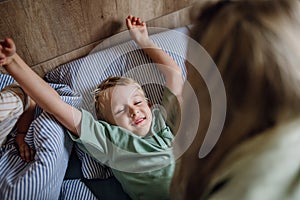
[0,75,81,199]
[60,180,98,200]
[0,26,189,199]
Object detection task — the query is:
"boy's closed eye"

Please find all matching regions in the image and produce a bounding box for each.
[115,107,126,115]
[134,101,142,105]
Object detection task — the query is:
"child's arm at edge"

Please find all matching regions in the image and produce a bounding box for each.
[126,16,184,101]
[15,98,36,162]
[0,38,81,137]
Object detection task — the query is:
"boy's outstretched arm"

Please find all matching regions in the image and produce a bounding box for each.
[0,38,81,136]
[126,15,184,99]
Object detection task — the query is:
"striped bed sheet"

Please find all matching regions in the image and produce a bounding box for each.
[0,26,189,199]
[0,74,81,199]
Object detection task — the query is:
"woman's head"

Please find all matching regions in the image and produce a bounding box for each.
[191,0,300,136]
[94,76,152,136]
[171,0,300,198]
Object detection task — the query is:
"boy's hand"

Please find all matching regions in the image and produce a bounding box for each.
[0,38,16,67]
[15,133,35,163]
[126,15,149,46]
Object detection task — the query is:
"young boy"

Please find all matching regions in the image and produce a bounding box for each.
[0,15,183,199]
[0,83,36,163]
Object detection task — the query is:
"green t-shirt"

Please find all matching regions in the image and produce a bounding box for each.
[69,87,180,200]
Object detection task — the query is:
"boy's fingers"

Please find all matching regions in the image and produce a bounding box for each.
[0,38,14,52]
[126,18,132,29]
[4,38,16,52]
[126,15,145,29]
[137,18,143,25]
[0,39,9,49]
[4,38,13,48]
[0,59,4,66]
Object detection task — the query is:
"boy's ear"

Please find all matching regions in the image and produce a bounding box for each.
[148,101,152,108]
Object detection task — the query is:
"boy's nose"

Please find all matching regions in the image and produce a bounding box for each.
[129,107,139,117]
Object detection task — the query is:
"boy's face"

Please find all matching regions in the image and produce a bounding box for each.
[103,84,152,137]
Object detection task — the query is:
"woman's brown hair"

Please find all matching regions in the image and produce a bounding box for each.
[171,0,300,198]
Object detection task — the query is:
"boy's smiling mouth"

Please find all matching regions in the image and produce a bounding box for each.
[133,117,146,125]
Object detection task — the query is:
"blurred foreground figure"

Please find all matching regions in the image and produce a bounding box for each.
[171,0,300,199]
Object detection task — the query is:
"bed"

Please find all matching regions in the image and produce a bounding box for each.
[0,26,190,199]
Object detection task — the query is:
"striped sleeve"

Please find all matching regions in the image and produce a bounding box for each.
[0,86,26,147]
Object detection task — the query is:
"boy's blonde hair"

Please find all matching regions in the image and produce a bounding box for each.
[93,76,145,120]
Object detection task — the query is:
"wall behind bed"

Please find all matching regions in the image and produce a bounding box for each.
[0,0,195,76]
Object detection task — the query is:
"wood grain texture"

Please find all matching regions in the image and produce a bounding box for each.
[0,0,196,76]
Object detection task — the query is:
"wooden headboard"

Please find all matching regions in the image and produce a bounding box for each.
[0,0,195,77]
